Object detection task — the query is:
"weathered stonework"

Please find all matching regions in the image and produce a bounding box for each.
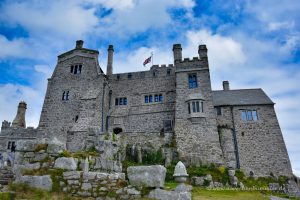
[0,40,294,178]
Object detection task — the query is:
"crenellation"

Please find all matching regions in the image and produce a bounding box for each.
[0,41,293,179]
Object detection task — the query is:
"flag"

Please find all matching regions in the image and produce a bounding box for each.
[143,56,152,66]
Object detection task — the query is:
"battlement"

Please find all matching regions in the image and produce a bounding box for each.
[111,64,175,81]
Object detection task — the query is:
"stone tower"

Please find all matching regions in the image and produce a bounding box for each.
[106,45,114,76]
[173,44,224,166]
[12,101,27,128]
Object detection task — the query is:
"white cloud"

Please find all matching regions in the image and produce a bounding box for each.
[0,1,99,38]
[0,35,34,59]
[268,21,295,31]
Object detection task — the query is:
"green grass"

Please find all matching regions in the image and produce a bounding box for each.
[192,187,295,200]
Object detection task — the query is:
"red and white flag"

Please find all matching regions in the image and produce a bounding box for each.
[143,56,152,66]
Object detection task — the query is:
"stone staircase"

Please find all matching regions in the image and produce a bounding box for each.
[0,167,15,185]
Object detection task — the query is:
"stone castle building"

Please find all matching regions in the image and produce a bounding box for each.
[0,40,293,177]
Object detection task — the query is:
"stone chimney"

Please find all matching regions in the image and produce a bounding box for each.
[223,81,230,91]
[198,44,208,60]
[12,101,27,128]
[173,44,182,63]
[107,45,114,76]
[76,40,84,49]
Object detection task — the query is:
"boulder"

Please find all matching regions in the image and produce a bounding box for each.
[16,175,52,191]
[16,140,38,152]
[32,153,48,162]
[47,143,65,155]
[54,157,77,170]
[285,179,300,198]
[191,176,205,186]
[94,158,122,172]
[81,182,92,191]
[127,165,166,188]
[148,188,191,200]
[24,162,40,170]
[63,171,81,180]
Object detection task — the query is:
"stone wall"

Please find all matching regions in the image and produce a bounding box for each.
[174,58,224,166]
[216,105,293,177]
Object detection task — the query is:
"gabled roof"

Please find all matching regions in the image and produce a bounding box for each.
[212,89,274,106]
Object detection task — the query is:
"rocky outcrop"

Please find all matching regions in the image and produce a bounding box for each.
[16,175,52,191]
[54,157,77,170]
[127,165,166,188]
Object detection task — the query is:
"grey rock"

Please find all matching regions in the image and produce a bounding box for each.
[47,143,65,155]
[94,157,122,172]
[81,182,92,191]
[24,162,40,170]
[213,182,223,187]
[67,179,80,185]
[16,140,38,152]
[228,169,235,177]
[15,175,52,191]
[126,188,141,195]
[127,165,166,188]
[96,172,108,180]
[24,152,35,158]
[269,183,281,191]
[83,172,97,180]
[54,157,77,170]
[285,179,300,198]
[63,171,81,180]
[175,184,192,192]
[32,153,48,162]
[230,176,238,187]
[191,176,205,186]
[148,188,191,200]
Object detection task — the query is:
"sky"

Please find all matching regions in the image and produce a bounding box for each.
[0,0,299,176]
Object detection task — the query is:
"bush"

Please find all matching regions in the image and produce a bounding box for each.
[34,143,48,152]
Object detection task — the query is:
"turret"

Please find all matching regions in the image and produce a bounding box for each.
[173,44,182,63]
[107,45,114,76]
[198,44,207,60]
[12,101,27,128]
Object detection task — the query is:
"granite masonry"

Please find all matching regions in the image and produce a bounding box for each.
[0,40,294,178]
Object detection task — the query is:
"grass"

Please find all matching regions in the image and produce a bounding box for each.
[58,149,99,159]
[192,187,296,200]
[34,143,48,152]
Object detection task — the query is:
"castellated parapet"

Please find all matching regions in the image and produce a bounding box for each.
[0,41,293,178]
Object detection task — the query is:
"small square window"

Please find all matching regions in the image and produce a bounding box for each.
[117,74,120,80]
[155,94,159,102]
[216,107,222,115]
[167,69,171,76]
[128,73,132,79]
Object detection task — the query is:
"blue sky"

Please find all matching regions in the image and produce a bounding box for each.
[0,0,299,176]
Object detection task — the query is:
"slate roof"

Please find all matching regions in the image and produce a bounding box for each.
[212,89,274,106]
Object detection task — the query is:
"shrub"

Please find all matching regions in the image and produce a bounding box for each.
[34,143,48,152]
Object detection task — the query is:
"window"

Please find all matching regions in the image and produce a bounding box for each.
[128,73,132,79]
[188,100,204,113]
[117,74,120,80]
[75,115,79,122]
[163,120,173,132]
[70,64,82,74]
[149,95,153,103]
[167,69,171,76]
[155,94,159,102]
[241,110,258,121]
[145,94,163,103]
[188,74,198,88]
[145,96,149,103]
[115,97,127,106]
[7,141,15,150]
[159,94,163,102]
[62,91,69,101]
[216,107,222,115]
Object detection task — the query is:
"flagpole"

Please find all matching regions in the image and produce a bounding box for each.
[151,52,153,66]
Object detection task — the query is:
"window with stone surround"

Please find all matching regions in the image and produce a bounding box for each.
[62,91,70,101]
[216,107,222,115]
[241,110,258,121]
[144,94,163,104]
[7,141,15,150]
[167,69,171,76]
[188,74,198,89]
[115,97,127,106]
[187,100,204,113]
[70,64,82,74]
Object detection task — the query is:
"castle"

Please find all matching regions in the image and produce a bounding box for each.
[0,40,293,177]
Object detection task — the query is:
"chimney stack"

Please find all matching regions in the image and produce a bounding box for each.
[12,101,27,128]
[198,44,208,60]
[107,45,114,76]
[223,81,230,91]
[76,40,84,49]
[173,44,182,63]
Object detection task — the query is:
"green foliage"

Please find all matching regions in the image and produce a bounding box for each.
[165,181,179,190]
[107,190,117,198]
[235,169,245,180]
[242,177,275,188]
[187,164,230,185]
[278,176,289,186]
[112,132,117,141]
[104,135,109,140]
[0,192,16,200]
[49,169,65,192]
[59,150,72,157]
[34,143,48,152]
[165,163,176,181]
[142,149,164,165]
